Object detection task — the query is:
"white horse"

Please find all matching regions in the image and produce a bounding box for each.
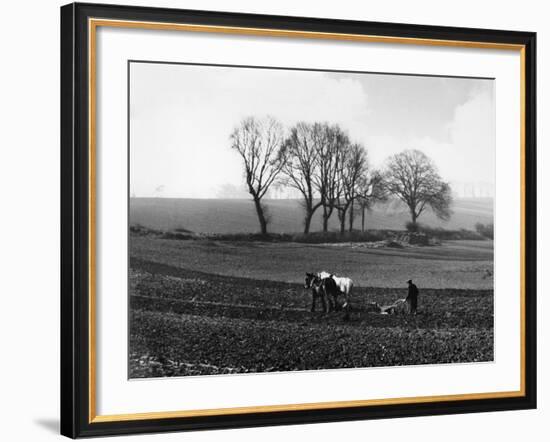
[318,271,353,318]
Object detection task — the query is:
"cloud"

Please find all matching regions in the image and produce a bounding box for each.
[364,84,495,189]
[130,64,370,197]
[406,87,495,184]
[130,63,495,198]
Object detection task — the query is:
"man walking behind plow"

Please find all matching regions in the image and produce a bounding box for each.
[406,279,419,315]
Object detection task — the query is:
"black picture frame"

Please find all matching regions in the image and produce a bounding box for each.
[61,2,537,438]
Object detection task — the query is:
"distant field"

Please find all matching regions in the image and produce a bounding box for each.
[131,237,493,289]
[130,197,493,234]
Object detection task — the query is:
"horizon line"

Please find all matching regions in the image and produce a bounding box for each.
[129,196,495,200]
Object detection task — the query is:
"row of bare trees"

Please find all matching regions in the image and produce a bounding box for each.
[230,116,452,235]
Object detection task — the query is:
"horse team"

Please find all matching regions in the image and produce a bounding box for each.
[304,271,353,320]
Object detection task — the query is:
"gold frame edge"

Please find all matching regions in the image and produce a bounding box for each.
[87,18,528,424]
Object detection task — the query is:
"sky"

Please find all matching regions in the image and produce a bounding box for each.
[129,62,495,198]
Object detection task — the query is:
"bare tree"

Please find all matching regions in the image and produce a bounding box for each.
[312,124,349,232]
[383,149,452,228]
[335,143,367,233]
[281,122,322,234]
[356,170,386,232]
[230,116,287,235]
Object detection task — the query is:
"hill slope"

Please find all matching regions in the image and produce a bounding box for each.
[130,197,493,234]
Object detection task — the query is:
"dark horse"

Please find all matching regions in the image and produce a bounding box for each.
[304,272,351,320]
[304,272,342,314]
[304,272,334,313]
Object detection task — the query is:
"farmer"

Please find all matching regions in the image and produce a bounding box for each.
[406,279,419,314]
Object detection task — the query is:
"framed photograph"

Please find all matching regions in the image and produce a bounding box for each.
[60,2,536,438]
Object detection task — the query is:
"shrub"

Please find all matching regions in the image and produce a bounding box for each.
[173,227,194,233]
[208,232,291,242]
[130,224,162,236]
[424,226,483,240]
[290,230,388,244]
[161,231,195,240]
[392,223,486,241]
[475,223,494,239]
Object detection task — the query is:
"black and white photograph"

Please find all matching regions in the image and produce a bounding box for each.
[0,0,543,439]
[128,61,495,378]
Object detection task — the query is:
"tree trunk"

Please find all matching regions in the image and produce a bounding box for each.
[339,209,347,234]
[253,197,268,235]
[348,202,354,232]
[303,208,313,234]
[322,205,331,232]
[409,209,418,231]
[361,206,365,232]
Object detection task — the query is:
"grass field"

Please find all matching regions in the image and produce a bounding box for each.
[131,237,493,289]
[129,236,494,378]
[130,197,493,234]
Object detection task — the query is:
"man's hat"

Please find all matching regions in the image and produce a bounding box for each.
[407,279,412,283]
